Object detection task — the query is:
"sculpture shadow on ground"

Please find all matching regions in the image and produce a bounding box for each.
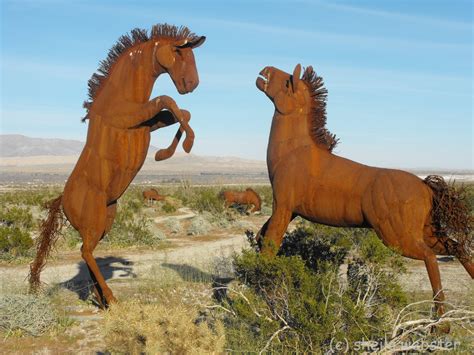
[161,263,234,302]
[59,256,137,301]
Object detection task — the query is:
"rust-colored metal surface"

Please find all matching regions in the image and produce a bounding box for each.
[29,24,205,306]
[256,64,473,317]
[143,188,166,203]
[222,188,262,213]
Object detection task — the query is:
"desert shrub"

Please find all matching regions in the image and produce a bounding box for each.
[187,216,212,236]
[279,222,352,272]
[0,206,34,230]
[223,248,406,353]
[164,217,183,234]
[161,201,177,214]
[0,187,62,208]
[105,202,157,247]
[220,223,409,353]
[190,188,225,214]
[104,300,225,354]
[0,226,34,258]
[0,295,58,336]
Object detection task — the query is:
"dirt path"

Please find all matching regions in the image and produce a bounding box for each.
[154,207,196,223]
[0,233,248,292]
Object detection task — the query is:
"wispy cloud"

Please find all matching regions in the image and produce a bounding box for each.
[308,0,472,31]
[203,18,470,51]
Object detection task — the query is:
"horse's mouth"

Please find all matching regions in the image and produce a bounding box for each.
[256,72,269,92]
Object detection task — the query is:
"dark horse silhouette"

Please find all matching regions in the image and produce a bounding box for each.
[59,257,136,302]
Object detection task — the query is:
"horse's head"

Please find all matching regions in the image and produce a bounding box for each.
[154,36,206,94]
[256,64,305,115]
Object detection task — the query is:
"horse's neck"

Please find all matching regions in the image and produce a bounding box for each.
[267,110,314,168]
[98,43,157,107]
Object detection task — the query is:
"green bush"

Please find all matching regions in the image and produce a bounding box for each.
[279,222,352,272]
[0,226,33,257]
[221,224,408,353]
[0,206,34,231]
[190,188,225,214]
[161,202,177,214]
[225,251,402,352]
[105,193,158,247]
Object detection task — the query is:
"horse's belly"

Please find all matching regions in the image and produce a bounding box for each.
[296,190,366,227]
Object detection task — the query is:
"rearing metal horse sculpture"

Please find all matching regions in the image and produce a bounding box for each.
[29,24,205,307]
[256,64,473,318]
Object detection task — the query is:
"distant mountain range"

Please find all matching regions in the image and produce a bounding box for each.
[0,135,268,184]
[0,135,471,184]
[0,134,86,157]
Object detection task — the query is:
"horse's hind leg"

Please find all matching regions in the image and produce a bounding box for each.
[80,200,117,307]
[460,259,474,279]
[88,203,117,307]
[423,250,446,316]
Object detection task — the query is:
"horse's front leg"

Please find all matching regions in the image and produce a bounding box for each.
[143,96,194,153]
[111,95,195,152]
[150,110,191,161]
[260,204,293,256]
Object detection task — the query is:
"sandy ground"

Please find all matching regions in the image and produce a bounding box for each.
[0,209,472,354]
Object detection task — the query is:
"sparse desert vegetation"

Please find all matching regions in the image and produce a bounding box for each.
[0,182,472,353]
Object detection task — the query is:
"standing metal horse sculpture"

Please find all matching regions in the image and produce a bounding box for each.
[29,24,205,307]
[143,188,166,204]
[256,64,473,318]
[221,188,262,213]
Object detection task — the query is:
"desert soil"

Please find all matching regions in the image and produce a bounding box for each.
[0,210,472,354]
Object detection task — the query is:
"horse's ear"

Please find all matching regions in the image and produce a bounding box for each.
[291,64,301,93]
[176,36,206,49]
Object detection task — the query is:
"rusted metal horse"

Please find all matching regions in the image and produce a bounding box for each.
[143,188,166,204]
[221,188,262,213]
[256,64,473,318]
[29,24,205,307]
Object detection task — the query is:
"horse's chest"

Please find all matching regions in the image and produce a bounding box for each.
[90,121,150,171]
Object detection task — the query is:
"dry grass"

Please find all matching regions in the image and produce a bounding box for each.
[0,295,58,336]
[104,299,225,354]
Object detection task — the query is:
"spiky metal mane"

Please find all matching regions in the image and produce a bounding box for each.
[301,67,339,152]
[82,24,197,121]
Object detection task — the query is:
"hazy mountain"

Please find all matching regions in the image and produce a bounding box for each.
[0,135,268,184]
[0,134,85,157]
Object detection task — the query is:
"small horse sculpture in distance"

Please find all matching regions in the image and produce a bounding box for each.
[143,188,166,204]
[256,64,473,320]
[221,188,262,213]
[29,24,205,307]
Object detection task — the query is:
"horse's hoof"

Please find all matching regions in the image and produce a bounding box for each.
[183,137,194,153]
[104,295,118,308]
[155,149,171,161]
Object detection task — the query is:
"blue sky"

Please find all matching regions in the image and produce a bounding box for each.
[1,0,472,169]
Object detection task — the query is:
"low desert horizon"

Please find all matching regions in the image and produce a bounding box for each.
[1,134,472,185]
